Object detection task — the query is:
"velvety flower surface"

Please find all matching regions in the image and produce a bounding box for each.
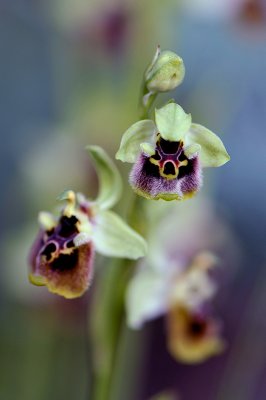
[126,250,217,329]
[167,306,224,364]
[116,102,230,200]
[125,198,232,363]
[126,250,224,363]
[29,146,147,299]
[29,192,96,299]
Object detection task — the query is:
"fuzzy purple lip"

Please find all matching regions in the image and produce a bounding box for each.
[129,138,202,200]
[29,213,95,298]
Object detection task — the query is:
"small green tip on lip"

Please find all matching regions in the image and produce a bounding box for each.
[28,273,46,286]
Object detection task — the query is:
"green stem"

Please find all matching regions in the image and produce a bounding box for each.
[89,258,130,400]
[89,193,147,400]
[139,91,158,120]
[138,74,158,120]
[89,91,153,400]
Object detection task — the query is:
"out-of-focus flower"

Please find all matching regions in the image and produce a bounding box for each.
[239,0,266,25]
[167,306,224,364]
[116,102,230,200]
[181,0,245,20]
[181,0,266,28]
[126,250,224,363]
[143,46,185,97]
[29,146,147,299]
[125,198,235,363]
[77,6,131,57]
[126,250,217,329]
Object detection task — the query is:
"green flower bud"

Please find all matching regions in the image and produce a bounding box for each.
[145,47,185,93]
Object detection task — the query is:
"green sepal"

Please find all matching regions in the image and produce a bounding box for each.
[155,103,191,142]
[116,120,156,163]
[87,145,122,210]
[93,210,147,260]
[187,124,230,167]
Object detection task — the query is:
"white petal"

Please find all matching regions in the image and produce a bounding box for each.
[126,264,168,329]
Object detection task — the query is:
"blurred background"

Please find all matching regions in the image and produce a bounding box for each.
[1,0,266,399]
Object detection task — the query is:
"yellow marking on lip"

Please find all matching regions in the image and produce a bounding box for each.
[149,145,189,181]
[179,160,188,167]
[159,159,188,180]
[29,273,46,286]
[149,157,160,167]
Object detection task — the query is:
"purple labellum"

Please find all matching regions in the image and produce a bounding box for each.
[129,136,202,200]
[167,306,224,363]
[30,213,94,299]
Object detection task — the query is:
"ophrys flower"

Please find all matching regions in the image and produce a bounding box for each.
[116,102,230,200]
[29,146,147,299]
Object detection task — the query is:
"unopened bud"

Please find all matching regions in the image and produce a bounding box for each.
[145,47,185,93]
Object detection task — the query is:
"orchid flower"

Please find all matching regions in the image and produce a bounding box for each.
[126,250,224,363]
[116,102,230,200]
[29,146,147,299]
[125,198,230,363]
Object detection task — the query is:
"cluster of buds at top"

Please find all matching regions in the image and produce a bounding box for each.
[29,146,147,299]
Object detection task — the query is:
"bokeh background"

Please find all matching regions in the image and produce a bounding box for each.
[1,0,266,399]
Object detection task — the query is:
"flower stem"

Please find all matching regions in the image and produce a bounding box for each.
[89,89,152,400]
[89,192,147,400]
[89,258,129,400]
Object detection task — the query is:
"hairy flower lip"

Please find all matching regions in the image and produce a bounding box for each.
[116,102,229,201]
[167,306,225,364]
[30,206,95,299]
[29,146,148,299]
[129,152,202,201]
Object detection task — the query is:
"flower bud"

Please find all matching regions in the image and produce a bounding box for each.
[145,47,185,93]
